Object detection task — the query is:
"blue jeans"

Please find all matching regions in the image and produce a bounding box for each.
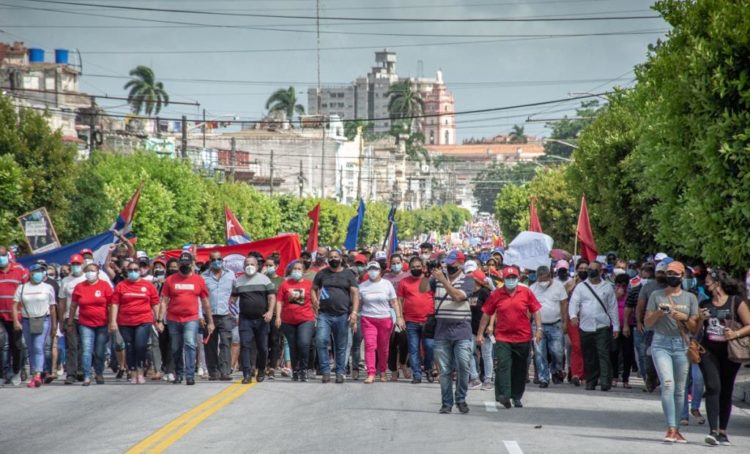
[651,333,689,428]
[534,322,564,384]
[469,334,494,382]
[22,317,50,374]
[79,325,108,379]
[316,312,349,375]
[120,324,152,371]
[168,320,199,380]
[434,339,472,407]
[681,363,704,419]
[405,322,434,380]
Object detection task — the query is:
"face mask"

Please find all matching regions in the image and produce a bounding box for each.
[356,265,365,274]
[446,265,459,275]
[302,260,312,270]
[265,266,276,276]
[0,255,8,267]
[31,271,45,283]
[656,275,667,285]
[166,269,178,276]
[410,268,423,278]
[391,264,402,273]
[588,269,601,279]
[127,271,140,282]
[315,256,326,265]
[84,259,93,266]
[60,271,70,279]
[153,269,165,278]
[328,259,341,269]
[504,278,519,290]
[71,265,83,276]
[210,259,223,270]
[627,269,637,279]
[85,271,98,282]
[528,273,537,284]
[179,265,192,275]
[682,277,696,291]
[368,270,380,280]
[557,268,569,280]
[291,270,303,281]
[614,268,626,276]
[666,276,682,288]
[245,265,257,276]
[577,271,589,281]
[420,254,431,262]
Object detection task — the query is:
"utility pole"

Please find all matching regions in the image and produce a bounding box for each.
[316,0,325,198]
[298,160,304,198]
[180,115,187,159]
[320,125,326,198]
[356,126,364,199]
[89,96,96,153]
[269,149,275,196]
[202,108,206,148]
[230,137,236,181]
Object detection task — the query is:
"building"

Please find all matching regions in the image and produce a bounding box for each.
[308,50,456,144]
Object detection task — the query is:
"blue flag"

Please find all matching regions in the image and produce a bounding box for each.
[16,230,117,268]
[344,199,366,250]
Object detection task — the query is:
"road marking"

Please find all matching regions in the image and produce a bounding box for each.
[503,440,524,454]
[484,401,498,412]
[125,382,255,453]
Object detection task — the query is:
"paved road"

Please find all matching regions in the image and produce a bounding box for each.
[2,374,748,453]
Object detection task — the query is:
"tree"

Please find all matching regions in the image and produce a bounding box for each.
[472,162,538,213]
[544,101,601,158]
[389,121,429,161]
[343,119,370,141]
[387,81,424,129]
[265,86,304,124]
[124,65,170,116]
[508,124,527,144]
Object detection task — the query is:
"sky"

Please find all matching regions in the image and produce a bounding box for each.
[0,0,669,141]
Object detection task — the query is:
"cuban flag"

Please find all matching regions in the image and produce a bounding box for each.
[382,205,399,261]
[225,206,251,245]
[111,183,143,236]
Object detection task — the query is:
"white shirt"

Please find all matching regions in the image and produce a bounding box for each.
[568,279,620,332]
[530,280,568,324]
[359,278,397,319]
[14,282,56,318]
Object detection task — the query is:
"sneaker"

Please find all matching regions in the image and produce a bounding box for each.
[439,405,452,414]
[321,373,331,384]
[292,371,299,382]
[335,374,345,384]
[299,370,307,382]
[64,376,75,385]
[512,398,523,408]
[679,418,689,426]
[256,372,265,383]
[241,377,253,385]
[552,373,563,385]
[95,375,104,385]
[351,369,360,381]
[456,402,469,414]
[469,379,482,390]
[539,382,549,389]
[219,375,232,381]
[571,376,581,387]
[116,369,125,380]
[481,382,494,391]
[27,377,37,389]
[674,430,687,444]
[704,432,718,446]
[186,378,195,386]
[716,433,731,446]
[137,375,146,384]
[663,428,677,443]
[82,378,91,387]
[411,378,422,384]
[129,377,138,384]
[426,373,435,383]
[690,409,705,425]
[10,374,21,386]
[496,395,512,409]
[172,376,183,384]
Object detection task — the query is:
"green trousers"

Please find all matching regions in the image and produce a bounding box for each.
[494,340,531,401]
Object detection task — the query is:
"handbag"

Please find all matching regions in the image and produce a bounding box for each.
[670,295,705,364]
[28,316,46,335]
[727,296,750,364]
[423,292,450,339]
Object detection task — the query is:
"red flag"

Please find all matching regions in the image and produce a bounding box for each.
[576,194,598,261]
[529,197,543,233]
[306,203,321,253]
[225,205,251,245]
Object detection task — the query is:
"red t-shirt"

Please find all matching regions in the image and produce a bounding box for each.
[276,278,314,325]
[162,273,208,323]
[0,265,28,322]
[112,279,160,326]
[482,285,542,343]
[72,280,113,328]
[397,276,435,324]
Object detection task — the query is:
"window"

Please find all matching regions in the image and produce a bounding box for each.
[444,105,448,112]
[444,131,450,144]
[321,103,328,108]
[445,119,449,125]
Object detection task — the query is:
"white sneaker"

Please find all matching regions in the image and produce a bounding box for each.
[11,373,21,386]
[469,379,482,390]
[163,373,175,382]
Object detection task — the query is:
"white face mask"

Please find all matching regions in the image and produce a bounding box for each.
[367,270,380,281]
[85,271,98,282]
[245,265,257,276]
[84,259,94,266]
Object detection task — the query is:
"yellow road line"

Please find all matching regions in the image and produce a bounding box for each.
[126,382,256,454]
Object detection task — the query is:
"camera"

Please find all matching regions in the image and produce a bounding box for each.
[426,259,440,273]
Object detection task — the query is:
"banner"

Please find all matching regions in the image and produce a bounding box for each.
[502,231,554,272]
[163,233,302,275]
[17,208,60,254]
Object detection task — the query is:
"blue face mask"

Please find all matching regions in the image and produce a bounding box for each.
[0,255,8,267]
[627,269,637,279]
[391,264,402,273]
[127,271,140,281]
[528,273,537,284]
[290,270,303,281]
[31,271,44,283]
[210,259,223,270]
[71,265,83,275]
[505,278,519,290]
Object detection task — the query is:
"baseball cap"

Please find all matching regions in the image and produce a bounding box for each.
[502,266,520,279]
[463,260,478,274]
[354,254,368,264]
[28,263,44,272]
[136,251,149,260]
[374,251,387,261]
[654,252,668,262]
[471,269,486,283]
[366,261,381,270]
[667,261,686,275]
[152,256,167,266]
[655,261,669,273]
[80,248,94,256]
[445,250,466,265]
[70,254,84,264]
[178,252,193,264]
[554,259,568,271]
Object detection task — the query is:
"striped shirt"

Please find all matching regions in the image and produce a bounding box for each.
[431,272,475,341]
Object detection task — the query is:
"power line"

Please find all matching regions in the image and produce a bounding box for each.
[3,87,199,106]
[23,0,663,23]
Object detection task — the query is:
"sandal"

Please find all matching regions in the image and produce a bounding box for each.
[380,373,387,383]
[691,409,705,425]
[364,375,375,384]
[390,370,399,382]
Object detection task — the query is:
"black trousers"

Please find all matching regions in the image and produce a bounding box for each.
[388,330,409,371]
[699,341,742,432]
[158,324,174,374]
[611,329,635,382]
[580,327,613,386]
[2,320,23,376]
[239,316,269,378]
[205,315,233,377]
[267,315,282,370]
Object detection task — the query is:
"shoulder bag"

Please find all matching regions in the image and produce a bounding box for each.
[669,295,705,364]
[582,282,614,326]
[423,291,450,340]
[727,296,750,364]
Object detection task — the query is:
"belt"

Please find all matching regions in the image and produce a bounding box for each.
[542,320,561,325]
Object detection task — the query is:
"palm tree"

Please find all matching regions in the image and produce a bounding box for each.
[508,124,527,144]
[124,65,169,116]
[386,81,424,129]
[265,86,305,124]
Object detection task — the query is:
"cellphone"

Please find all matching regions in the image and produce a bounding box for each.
[659,303,671,313]
[202,330,211,345]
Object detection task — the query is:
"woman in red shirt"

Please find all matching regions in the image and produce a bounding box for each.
[111,262,160,384]
[69,263,113,386]
[274,261,315,382]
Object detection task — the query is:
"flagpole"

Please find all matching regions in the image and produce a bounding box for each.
[573,194,582,259]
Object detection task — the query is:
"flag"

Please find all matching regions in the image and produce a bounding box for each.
[344,199,365,250]
[306,202,321,253]
[111,182,143,235]
[225,205,251,245]
[576,194,598,262]
[382,206,399,261]
[529,196,543,233]
[16,231,116,268]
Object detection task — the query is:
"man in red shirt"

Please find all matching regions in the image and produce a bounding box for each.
[398,256,436,384]
[0,245,28,384]
[478,266,542,409]
[159,252,215,386]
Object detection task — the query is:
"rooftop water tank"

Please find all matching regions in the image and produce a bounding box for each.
[28,48,44,63]
[54,49,69,64]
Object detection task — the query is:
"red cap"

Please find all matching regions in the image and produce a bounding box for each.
[354,254,368,264]
[80,248,94,256]
[70,254,84,264]
[471,269,487,283]
[502,266,520,279]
